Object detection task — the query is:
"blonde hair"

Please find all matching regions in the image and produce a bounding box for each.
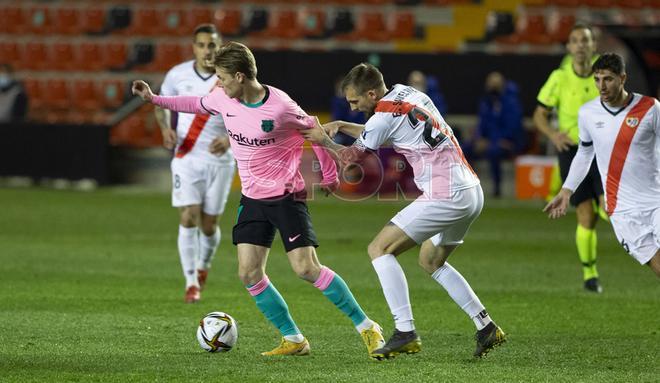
[214,42,257,79]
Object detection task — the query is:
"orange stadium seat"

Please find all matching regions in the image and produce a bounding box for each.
[53,7,81,35]
[77,42,104,71]
[391,12,416,39]
[23,43,49,71]
[215,8,243,37]
[26,6,53,34]
[3,6,26,34]
[300,9,326,39]
[0,42,21,68]
[521,14,552,44]
[72,79,101,111]
[51,43,76,71]
[23,78,44,112]
[81,7,106,34]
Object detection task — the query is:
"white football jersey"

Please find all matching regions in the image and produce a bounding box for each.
[160,60,233,166]
[573,93,660,214]
[356,84,479,199]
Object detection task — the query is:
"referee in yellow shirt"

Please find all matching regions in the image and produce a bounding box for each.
[534,23,605,293]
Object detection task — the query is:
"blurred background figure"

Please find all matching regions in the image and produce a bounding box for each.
[330,76,365,146]
[407,70,447,116]
[0,64,28,123]
[473,71,523,197]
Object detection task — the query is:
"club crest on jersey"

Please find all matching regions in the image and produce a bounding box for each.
[625,117,639,128]
[261,120,274,132]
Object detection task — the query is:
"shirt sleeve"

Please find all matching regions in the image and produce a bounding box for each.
[536,70,561,109]
[160,69,177,96]
[563,107,595,192]
[355,115,391,151]
[577,105,593,144]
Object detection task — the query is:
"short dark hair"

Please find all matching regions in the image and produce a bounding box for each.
[214,42,257,79]
[341,63,385,95]
[592,53,626,75]
[193,23,218,39]
[569,22,594,39]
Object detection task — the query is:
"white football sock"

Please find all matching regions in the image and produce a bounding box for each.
[198,226,220,270]
[431,262,492,330]
[372,254,415,332]
[355,318,375,333]
[178,225,199,288]
[283,334,305,343]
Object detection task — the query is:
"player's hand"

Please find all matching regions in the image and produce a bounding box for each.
[209,136,230,155]
[161,128,177,150]
[320,178,339,197]
[302,117,330,144]
[550,132,575,152]
[131,80,154,102]
[322,121,342,138]
[543,188,572,219]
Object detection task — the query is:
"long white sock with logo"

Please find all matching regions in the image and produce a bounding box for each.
[178,225,198,288]
[198,226,220,270]
[372,254,415,332]
[431,262,492,330]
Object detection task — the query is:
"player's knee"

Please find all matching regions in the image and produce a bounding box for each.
[418,255,445,274]
[292,263,320,282]
[367,240,385,260]
[200,222,217,236]
[238,268,262,286]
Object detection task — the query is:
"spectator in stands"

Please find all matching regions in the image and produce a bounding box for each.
[473,71,523,197]
[0,64,28,123]
[331,76,365,146]
[407,70,447,116]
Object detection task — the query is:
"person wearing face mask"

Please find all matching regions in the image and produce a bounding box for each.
[0,64,28,123]
[474,71,523,198]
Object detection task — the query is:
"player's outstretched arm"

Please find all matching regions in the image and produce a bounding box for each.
[132,80,208,115]
[324,121,365,138]
[543,188,572,219]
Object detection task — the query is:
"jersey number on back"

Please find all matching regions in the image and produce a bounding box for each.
[407,107,447,150]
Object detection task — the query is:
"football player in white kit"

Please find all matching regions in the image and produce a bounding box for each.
[303,63,506,359]
[154,24,235,303]
[545,53,660,277]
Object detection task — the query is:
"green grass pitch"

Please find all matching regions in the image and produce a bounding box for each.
[0,188,658,382]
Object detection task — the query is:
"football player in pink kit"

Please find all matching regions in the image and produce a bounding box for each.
[545,53,660,277]
[155,24,235,304]
[132,42,385,357]
[303,63,506,359]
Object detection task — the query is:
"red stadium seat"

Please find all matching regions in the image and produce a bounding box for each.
[22,78,44,112]
[77,43,104,71]
[22,43,49,71]
[160,8,188,36]
[51,43,76,71]
[263,10,302,39]
[127,7,160,36]
[549,14,575,43]
[72,79,101,111]
[189,7,215,28]
[43,78,70,111]
[215,8,243,37]
[3,6,27,34]
[391,12,416,39]
[103,42,128,70]
[100,79,126,109]
[139,43,184,72]
[53,7,82,35]
[26,6,53,34]
[300,9,326,39]
[81,7,106,34]
[352,12,390,42]
[0,42,21,68]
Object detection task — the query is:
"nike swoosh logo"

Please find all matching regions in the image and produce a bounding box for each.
[226,113,236,117]
[288,234,301,242]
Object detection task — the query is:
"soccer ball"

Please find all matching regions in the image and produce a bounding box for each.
[196,312,238,352]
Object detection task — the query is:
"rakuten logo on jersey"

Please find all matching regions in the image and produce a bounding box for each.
[227,129,276,147]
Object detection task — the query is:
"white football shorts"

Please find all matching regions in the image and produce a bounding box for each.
[391,184,484,246]
[609,207,660,265]
[171,156,235,216]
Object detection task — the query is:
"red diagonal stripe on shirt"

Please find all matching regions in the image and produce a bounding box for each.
[175,114,211,158]
[605,96,654,215]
